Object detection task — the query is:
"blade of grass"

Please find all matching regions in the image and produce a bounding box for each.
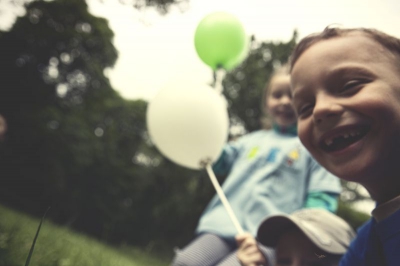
[25,206,51,266]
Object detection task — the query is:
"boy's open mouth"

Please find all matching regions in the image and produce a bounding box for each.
[320,125,370,152]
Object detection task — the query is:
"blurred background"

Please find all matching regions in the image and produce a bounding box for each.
[0,0,398,265]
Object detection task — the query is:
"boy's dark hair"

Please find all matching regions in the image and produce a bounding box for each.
[290,26,400,71]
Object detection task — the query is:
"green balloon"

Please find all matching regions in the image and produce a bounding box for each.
[194,12,248,70]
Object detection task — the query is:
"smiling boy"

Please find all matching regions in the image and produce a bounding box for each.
[290,27,400,266]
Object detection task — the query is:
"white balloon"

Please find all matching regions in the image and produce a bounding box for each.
[146,84,229,170]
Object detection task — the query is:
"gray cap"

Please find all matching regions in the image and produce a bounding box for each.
[257,208,356,255]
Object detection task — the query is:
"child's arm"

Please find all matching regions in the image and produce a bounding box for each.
[212,137,243,176]
[236,232,269,266]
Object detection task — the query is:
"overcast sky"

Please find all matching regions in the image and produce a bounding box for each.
[1,0,399,101]
[86,0,400,101]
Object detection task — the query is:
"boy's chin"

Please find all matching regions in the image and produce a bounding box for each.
[328,159,377,185]
[323,159,367,183]
[334,171,363,183]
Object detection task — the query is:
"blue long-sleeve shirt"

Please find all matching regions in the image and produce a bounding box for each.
[340,208,400,266]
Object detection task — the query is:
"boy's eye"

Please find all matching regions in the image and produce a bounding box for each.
[339,79,367,94]
[297,103,313,117]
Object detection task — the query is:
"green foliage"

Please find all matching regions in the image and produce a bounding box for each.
[337,201,371,231]
[0,0,213,251]
[131,0,189,14]
[0,204,169,266]
[0,0,153,246]
[340,180,372,203]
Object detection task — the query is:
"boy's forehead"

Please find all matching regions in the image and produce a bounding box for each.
[291,33,396,81]
[299,33,383,61]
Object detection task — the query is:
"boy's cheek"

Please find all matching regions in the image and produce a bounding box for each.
[297,123,311,146]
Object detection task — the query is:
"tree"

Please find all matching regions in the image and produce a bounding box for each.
[0,0,210,249]
[0,0,115,204]
[127,0,189,14]
[0,0,131,236]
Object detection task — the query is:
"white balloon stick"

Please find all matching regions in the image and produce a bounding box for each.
[205,163,244,234]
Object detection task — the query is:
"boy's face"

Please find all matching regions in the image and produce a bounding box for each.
[291,33,400,185]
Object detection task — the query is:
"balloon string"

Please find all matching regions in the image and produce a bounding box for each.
[205,163,244,234]
[213,68,225,95]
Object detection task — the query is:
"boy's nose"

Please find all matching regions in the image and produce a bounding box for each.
[313,93,343,125]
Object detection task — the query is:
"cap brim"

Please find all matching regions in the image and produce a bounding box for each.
[257,214,348,254]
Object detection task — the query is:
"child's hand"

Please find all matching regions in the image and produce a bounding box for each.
[236,232,268,266]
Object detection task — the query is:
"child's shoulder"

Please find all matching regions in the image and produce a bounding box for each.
[236,130,302,151]
[234,129,270,141]
[236,129,277,143]
[243,129,297,138]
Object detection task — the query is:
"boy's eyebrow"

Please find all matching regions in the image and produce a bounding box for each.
[328,65,376,79]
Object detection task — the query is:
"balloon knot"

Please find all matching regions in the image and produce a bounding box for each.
[199,157,213,168]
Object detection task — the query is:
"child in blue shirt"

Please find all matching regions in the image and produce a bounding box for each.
[289,26,400,266]
[171,65,342,266]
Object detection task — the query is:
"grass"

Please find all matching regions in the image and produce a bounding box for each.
[0,204,170,266]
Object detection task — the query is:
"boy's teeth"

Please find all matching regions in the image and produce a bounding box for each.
[324,129,362,146]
